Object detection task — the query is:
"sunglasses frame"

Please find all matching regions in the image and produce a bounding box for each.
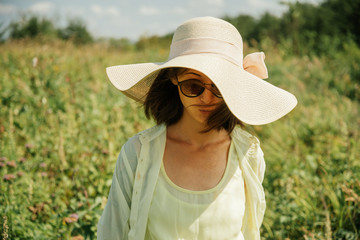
[174,76,222,98]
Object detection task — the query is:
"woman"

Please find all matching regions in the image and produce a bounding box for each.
[97,17,297,240]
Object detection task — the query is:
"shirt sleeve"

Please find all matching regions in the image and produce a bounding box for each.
[97,136,140,240]
[256,144,266,184]
[246,136,266,184]
[240,140,266,240]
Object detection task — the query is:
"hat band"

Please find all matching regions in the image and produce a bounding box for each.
[168,38,243,66]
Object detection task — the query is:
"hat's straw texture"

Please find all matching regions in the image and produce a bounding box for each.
[106,17,297,125]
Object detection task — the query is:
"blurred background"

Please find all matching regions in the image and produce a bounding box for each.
[0,0,359,239]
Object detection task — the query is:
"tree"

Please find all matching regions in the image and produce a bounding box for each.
[57,18,93,45]
[223,15,256,42]
[9,15,56,39]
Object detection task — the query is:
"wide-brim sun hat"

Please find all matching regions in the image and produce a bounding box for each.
[106,16,297,125]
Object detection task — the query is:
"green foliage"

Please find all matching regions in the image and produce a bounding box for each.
[5,15,93,45]
[8,15,56,40]
[3,0,359,54]
[324,41,360,101]
[135,33,172,51]
[0,38,359,239]
[251,41,360,239]
[57,19,93,45]
[0,23,7,42]
[223,15,257,41]
[224,0,360,56]
[0,41,162,239]
[0,0,359,238]
[320,0,360,45]
[105,37,134,52]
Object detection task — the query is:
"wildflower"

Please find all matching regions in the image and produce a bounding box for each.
[70,213,79,220]
[19,157,26,163]
[0,156,7,162]
[77,202,84,208]
[39,162,47,168]
[0,162,5,168]
[32,57,38,67]
[63,213,79,224]
[40,172,48,177]
[17,171,24,177]
[28,203,45,214]
[3,174,16,182]
[25,143,34,149]
[102,149,109,155]
[7,161,17,168]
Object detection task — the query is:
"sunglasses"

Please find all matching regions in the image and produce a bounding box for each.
[175,78,222,98]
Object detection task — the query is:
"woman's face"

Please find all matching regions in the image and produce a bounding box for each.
[172,69,223,125]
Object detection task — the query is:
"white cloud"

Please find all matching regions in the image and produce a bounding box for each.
[187,0,225,15]
[0,4,17,14]
[172,6,187,15]
[64,7,85,16]
[60,6,85,20]
[189,0,224,8]
[207,0,225,7]
[139,5,187,17]
[91,5,102,15]
[91,5,120,16]
[107,8,120,16]
[248,0,278,9]
[139,6,161,16]
[28,1,55,13]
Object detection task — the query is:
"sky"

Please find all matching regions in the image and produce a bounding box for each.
[0,0,322,40]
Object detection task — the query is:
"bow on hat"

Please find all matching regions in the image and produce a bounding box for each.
[243,52,268,79]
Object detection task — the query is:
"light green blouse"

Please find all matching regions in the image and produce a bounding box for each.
[97,124,266,240]
[145,141,246,240]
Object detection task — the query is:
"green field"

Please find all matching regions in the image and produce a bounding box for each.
[0,39,359,239]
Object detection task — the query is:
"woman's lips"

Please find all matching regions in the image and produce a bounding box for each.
[192,104,217,114]
[199,108,215,113]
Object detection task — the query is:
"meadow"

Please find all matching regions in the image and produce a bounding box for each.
[0,39,359,239]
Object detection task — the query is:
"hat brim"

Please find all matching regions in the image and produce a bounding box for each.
[106,54,297,125]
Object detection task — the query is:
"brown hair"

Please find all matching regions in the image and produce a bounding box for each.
[144,68,243,133]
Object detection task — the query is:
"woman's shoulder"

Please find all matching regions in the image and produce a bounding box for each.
[122,124,166,153]
[232,127,265,182]
[231,126,260,147]
[136,124,166,143]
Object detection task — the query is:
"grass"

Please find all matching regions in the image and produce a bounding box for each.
[0,39,359,239]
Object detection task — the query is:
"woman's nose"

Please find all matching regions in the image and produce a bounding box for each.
[200,88,214,103]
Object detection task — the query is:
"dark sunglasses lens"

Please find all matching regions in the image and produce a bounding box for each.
[181,80,204,97]
[211,85,222,97]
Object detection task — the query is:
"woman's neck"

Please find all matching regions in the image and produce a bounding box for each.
[167,115,230,149]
